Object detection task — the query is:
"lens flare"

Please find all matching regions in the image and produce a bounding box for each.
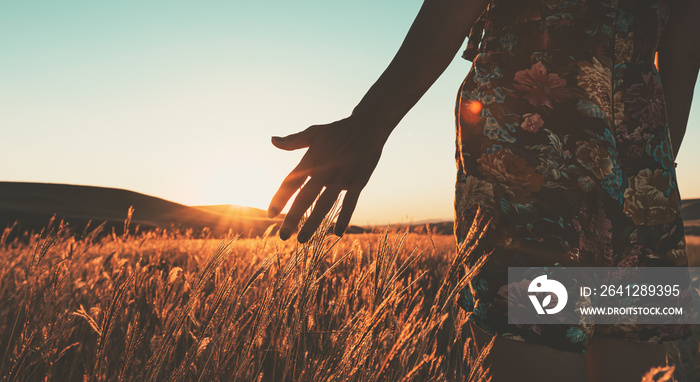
[460,100,483,124]
[468,100,483,115]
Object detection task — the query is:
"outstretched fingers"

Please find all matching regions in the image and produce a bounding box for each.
[278,176,325,240]
[297,186,343,243]
[268,162,309,219]
[334,189,360,237]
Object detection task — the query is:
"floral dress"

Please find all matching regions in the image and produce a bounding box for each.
[454,0,690,353]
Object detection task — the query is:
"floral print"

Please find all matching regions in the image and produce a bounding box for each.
[623,168,679,226]
[478,148,546,203]
[454,0,689,353]
[624,72,666,129]
[576,58,613,121]
[575,139,614,179]
[513,61,570,108]
[521,113,544,132]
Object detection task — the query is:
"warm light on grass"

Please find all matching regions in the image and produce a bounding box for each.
[0,214,697,381]
[0,214,495,381]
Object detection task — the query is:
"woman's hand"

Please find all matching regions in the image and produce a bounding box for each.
[267,117,386,242]
[267,0,489,242]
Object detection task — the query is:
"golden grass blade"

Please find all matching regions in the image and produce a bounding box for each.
[467,334,494,382]
[0,204,693,381]
[641,365,676,382]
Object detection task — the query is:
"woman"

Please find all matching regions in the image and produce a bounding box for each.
[267,0,699,380]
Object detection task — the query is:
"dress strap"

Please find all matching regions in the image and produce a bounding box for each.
[462,4,491,62]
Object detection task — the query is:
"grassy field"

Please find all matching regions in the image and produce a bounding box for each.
[0,216,697,381]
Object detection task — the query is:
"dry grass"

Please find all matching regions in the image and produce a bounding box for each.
[0,214,697,381]
[0,211,494,382]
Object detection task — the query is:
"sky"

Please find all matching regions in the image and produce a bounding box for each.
[2,1,699,226]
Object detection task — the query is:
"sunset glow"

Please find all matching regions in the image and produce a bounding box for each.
[1,1,698,225]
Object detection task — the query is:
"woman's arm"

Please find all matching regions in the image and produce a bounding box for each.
[350,0,488,138]
[658,0,700,158]
[268,0,489,242]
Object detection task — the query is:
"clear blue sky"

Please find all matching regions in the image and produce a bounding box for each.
[2,1,699,225]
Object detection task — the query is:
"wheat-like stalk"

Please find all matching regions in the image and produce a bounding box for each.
[0,206,696,381]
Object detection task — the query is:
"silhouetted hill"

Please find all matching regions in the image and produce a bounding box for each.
[681,199,700,236]
[0,182,281,238]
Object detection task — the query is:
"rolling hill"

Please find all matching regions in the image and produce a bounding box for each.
[0,182,281,238]
[681,199,700,236]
